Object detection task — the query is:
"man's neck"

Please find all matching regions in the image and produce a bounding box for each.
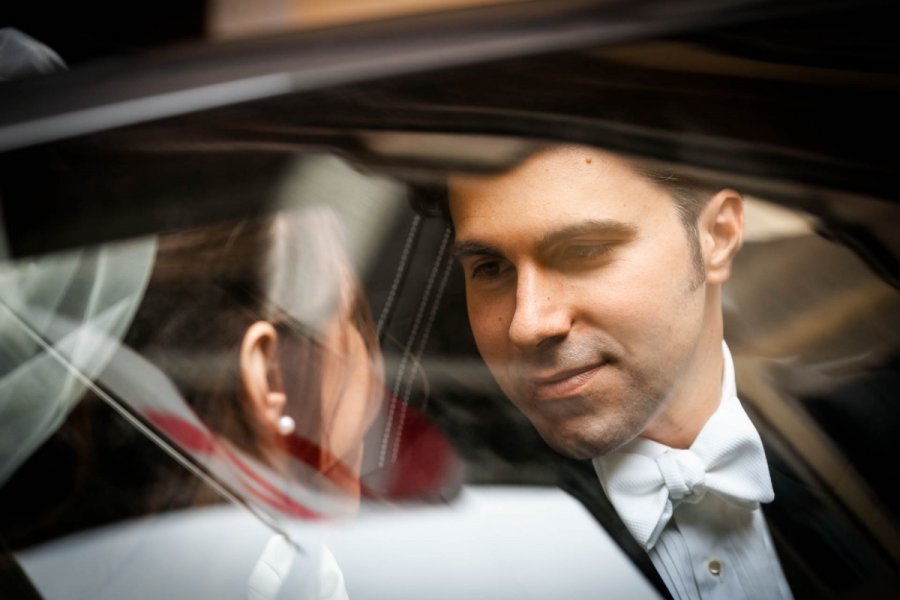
[641,333,725,450]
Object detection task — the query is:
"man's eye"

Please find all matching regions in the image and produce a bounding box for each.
[470,260,507,280]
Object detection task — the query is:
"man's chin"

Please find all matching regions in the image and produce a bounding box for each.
[537,425,630,460]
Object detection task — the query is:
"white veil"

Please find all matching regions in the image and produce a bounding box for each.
[0,238,157,485]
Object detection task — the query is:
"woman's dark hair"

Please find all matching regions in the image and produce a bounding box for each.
[123,218,273,462]
[123,207,381,506]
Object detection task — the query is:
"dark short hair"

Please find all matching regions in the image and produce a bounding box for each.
[631,163,720,282]
[632,164,719,235]
[410,151,720,267]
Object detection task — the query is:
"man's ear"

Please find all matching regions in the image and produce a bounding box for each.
[239,320,286,431]
[700,189,744,285]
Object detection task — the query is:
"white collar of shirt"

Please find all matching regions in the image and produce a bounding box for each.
[592,342,775,551]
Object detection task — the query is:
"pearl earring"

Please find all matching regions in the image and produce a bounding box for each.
[277,415,296,436]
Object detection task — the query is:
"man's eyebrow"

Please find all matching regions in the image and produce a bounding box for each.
[451,220,636,260]
[451,241,502,260]
[537,219,637,252]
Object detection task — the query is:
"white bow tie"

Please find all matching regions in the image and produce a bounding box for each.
[593,390,774,551]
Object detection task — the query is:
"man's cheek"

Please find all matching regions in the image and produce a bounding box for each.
[469,311,503,355]
[483,361,518,404]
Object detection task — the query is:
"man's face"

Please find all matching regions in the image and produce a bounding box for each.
[449,147,713,458]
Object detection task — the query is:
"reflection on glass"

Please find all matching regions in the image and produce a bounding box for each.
[120,205,385,514]
[2,136,898,599]
[0,203,385,599]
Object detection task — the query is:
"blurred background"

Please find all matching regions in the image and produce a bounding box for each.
[3,0,519,65]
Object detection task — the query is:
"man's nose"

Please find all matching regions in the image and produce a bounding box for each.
[508,266,571,349]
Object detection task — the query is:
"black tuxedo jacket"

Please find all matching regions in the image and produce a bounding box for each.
[558,442,900,600]
[763,442,900,599]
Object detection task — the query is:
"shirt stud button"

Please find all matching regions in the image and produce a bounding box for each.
[708,560,723,576]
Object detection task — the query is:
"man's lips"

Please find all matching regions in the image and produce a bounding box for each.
[525,363,605,401]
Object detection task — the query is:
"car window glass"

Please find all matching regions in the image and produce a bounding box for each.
[2,138,898,598]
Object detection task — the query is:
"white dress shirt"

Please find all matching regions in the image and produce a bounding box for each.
[593,343,793,600]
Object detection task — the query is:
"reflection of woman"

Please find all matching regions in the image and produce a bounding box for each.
[126,206,383,508]
[1,206,375,598]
